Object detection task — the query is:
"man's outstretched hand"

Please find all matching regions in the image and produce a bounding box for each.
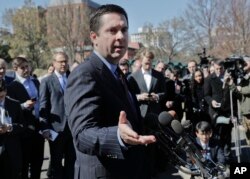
[118,111,156,145]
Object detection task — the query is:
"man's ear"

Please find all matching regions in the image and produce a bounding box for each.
[90,31,97,41]
[90,31,97,47]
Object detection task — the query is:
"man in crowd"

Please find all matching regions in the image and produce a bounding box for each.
[39,52,75,179]
[154,60,166,74]
[128,49,166,118]
[204,59,234,163]
[65,4,156,179]
[7,57,44,179]
[0,79,25,179]
[119,59,130,77]
[183,60,198,80]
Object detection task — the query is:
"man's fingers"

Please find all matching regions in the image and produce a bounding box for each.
[118,111,127,124]
[138,135,156,144]
[119,123,139,139]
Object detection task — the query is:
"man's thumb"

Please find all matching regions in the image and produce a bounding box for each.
[119,111,127,124]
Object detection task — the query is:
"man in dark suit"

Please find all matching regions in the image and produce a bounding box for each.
[194,121,226,165]
[188,121,228,179]
[7,57,44,179]
[204,59,234,163]
[0,80,25,179]
[128,49,166,118]
[64,4,156,179]
[39,52,75,179]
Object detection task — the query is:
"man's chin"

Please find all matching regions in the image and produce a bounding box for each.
[112,52,125,60]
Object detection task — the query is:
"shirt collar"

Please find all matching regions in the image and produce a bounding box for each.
[94,50,118,75]
[141,68,152,75]
[196,138,209,149]
[54,70,66,78]
[16,72,29,84]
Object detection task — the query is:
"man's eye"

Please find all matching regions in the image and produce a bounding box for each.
[109,28,117,34]
[122,27,128,33]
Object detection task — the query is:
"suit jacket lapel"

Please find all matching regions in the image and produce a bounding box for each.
[149,70,157,92]
[138,70,148,92]
[90,54,124,99]
[89,53,140,128]
[52,73,64,94]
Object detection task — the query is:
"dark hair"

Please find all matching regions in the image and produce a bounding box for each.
[188,59,198,66]
[119,60,129,67]
[213,58,224,66]
[195,121,212,133]
[12,56,29,69]
[90,4,128,34]
[190,69,204,97]
[0,80,6,92]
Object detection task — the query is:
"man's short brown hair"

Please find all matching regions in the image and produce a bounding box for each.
[12,56,29,69]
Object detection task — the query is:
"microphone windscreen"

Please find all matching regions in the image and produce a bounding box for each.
[144,113,159,130]
[158,111,173,126]
[171,119,183,135]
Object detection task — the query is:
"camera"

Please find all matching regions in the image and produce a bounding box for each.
[224,56,246,83]
[198,48,210,67]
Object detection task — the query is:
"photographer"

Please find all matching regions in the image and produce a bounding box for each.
[228,57,250,145]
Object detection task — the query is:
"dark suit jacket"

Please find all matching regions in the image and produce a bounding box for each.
[39,73,68,132]
[4,76,15,86]
[204,73,237,123]
[128,69,166,118]
[7,78,40,133]
[65,53,149,179]
[0,97,25,155]
[195,138,225,165]
[0,97,24,179]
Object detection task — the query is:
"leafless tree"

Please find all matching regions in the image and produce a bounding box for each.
[185,0,220,52]
[46,0,91,64]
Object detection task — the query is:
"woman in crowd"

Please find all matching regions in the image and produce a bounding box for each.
[190,69,211,128]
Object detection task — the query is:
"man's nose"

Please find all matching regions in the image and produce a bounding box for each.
[116,31,124,39]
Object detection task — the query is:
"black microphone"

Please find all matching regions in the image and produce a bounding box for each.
[145,111,174,130]
[158,111,174,126]
[171,119,183,135]
[171,119,206,163]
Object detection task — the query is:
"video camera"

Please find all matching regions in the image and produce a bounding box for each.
[198,48,209,67]
[224,56,246,83]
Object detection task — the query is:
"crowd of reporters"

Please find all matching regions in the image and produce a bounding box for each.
[0,50,249,179]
